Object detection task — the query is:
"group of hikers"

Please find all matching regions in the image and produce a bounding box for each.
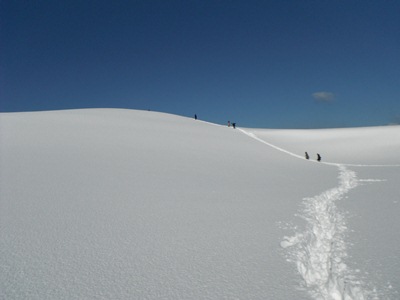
[195,114,236,129]
[195,114,321,162]
[305,152,321,162]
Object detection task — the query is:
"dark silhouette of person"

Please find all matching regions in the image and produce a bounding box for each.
[317,153,321,162]
[305,152,309,160]
[232,122,236,129]
[194,114,197,120]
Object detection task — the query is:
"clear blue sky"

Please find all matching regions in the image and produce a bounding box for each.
[1,0,399,128]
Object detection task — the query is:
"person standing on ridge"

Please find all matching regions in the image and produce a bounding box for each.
[305,152,309,160]
[194,114,197,120]
[317,153,321,162]
[232,122,236,129]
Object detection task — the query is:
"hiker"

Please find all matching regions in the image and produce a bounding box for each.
[228,121,231,127]
[317,153,321,162]
[194,114,197,120]
[232,122,236,129]
[305,152,309,160]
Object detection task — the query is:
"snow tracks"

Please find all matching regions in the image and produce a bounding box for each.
[281,165,371,300]
[239,129,375,300]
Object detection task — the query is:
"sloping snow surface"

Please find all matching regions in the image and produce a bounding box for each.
[1,109,399,299]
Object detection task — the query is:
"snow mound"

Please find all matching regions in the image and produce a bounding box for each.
[1,109,399,299]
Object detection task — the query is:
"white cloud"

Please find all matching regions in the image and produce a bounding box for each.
[312,91,335,103]
[388,114,400,125]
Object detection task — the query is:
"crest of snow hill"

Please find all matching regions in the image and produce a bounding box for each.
[1,109,399,299]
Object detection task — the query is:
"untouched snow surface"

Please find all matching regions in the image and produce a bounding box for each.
[1,109,399,299]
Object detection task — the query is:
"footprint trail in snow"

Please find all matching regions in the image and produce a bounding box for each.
[281,165,374,300]
[238,128,378,300]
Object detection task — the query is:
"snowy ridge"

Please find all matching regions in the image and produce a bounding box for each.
[4,110,336,299]
[1,110,399,299]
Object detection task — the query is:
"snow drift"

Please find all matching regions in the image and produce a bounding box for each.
[1,109,399,299]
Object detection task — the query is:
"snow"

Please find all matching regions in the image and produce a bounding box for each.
[246,127,400,166]
[244,127,400,299]
[1,109,399,299]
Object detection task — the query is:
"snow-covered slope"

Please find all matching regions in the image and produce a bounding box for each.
[243,127,400,299]
[246,127,400,166]
[1,109,399,299]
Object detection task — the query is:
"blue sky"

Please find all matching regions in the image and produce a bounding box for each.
[1,0,399,128]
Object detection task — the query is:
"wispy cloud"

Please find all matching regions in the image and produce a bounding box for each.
[388,114,400,125]
[312,91,335,103]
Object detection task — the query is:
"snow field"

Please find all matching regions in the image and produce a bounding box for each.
[1,109,399,299]
[1,109,337,299]
[245,127,400,300]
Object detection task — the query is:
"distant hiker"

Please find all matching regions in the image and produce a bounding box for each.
[232,122,236,129]
[305,152,309,160]
[194,114,197,120]
[228,121,231,127]
[317,153,321,162]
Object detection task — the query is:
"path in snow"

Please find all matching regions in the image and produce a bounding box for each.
[238,129,400,168]
[281,166,372,300]
[238,128,377,300]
